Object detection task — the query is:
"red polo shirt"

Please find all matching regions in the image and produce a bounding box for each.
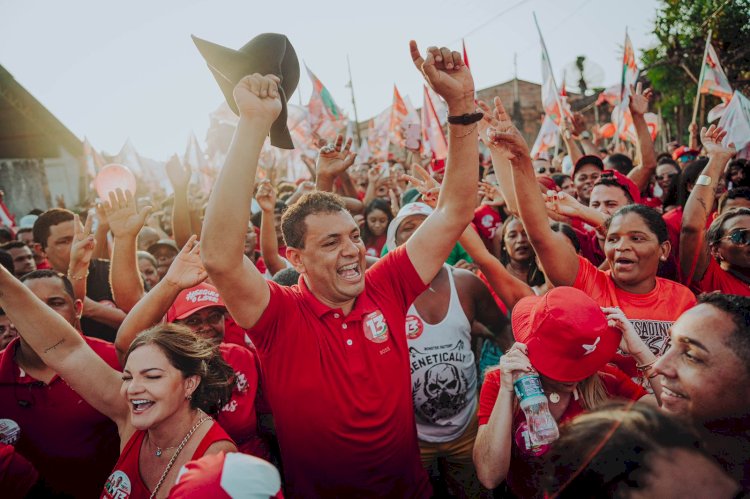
[0,336,121,498]
[247,245,431,498]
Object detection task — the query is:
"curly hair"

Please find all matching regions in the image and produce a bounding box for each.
[125,324,234,415]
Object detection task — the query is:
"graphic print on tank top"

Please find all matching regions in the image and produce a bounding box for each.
[407,265,477,441]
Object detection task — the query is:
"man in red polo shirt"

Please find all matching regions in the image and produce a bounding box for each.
[0,270,120,497]
[201,42,479,497]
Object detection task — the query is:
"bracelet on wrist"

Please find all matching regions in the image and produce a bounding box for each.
[67,270,89,281]
[636,358,658,371]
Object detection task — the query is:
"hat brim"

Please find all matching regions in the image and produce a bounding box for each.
[510,294,540,344]
[168,303,226,323]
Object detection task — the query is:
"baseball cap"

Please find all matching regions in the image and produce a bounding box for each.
[147,239,180,255]
[167,283,226,323]
[511,287,620,383]
[572,155,604,178]
[595,170,642,204]
[169,451,282,499]
[672,146,700,163]
[385,202,433,251]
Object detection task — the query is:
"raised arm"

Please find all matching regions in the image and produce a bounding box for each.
[680,126,736,283]
[487,99,580,286]
[478,99,518,215]
[106,189,152,312]
[406,41,478,284]
[561,118,583,166]
[201,74,281,328]
[92,205,111,260]
[166,155,195,249]
[314,136,363,213]
[0,265,128,426]
[458,225,533,310]
[255,180,286,276]
[115,236,207,364]
[626,84,657,192]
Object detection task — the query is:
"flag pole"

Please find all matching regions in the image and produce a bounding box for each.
[614,27,630,149]
[346,55,363,148]
[533,12,565,158]
[691,29,713,127]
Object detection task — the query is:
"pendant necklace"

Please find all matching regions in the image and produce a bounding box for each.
[548,393,560,404]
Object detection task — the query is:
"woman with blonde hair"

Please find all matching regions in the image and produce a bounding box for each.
[472,287,658,498]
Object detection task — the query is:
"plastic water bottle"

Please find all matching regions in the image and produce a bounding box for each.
[513,369,559,446]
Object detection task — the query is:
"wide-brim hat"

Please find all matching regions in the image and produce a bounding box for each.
[192,33,299,149]
[147,239,180,256]
[511,287,620,383]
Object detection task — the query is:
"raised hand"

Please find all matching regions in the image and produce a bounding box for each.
[164,235,208,290]
[482,97,530,161]
[498,342,532,392]
[410,41,474,112]
[628,82,652,116]
[601,306,648,357]
[402,163,440,207]
[700,125,736,158]
[166,154,192,191]
[255,179,277,213]
[317,135,357,179]
[233,73,282,125]
[102,189,152,239]
[544,190,586,219]
[69,213,96,271]
[478,181,505,207]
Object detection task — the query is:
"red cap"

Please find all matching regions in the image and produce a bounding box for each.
[511,287,620,382]
[169,451,282,499]
[166,283,225,323]
[596,170,642,204]
[672,146,699,163]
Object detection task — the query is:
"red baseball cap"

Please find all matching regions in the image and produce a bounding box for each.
[595,170,642,204]
[511,287,620,382]
[169,451,282,499]
[166,283,226,323]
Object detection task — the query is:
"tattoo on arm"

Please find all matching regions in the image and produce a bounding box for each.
[44,339,66,353]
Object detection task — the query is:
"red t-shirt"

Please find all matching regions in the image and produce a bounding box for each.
[216,343,266,458]
[247,245,431,498]
[472,205,504,252]
[478,365,646,498]
[0,443,38,499]
[695,258,750,296]
[365,234,386,258]
[0,336,121,498]
[574,255,696,357]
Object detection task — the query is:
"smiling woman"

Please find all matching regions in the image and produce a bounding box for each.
[0,265,238,499]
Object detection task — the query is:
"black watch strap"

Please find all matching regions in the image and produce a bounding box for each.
[447,112,484,125]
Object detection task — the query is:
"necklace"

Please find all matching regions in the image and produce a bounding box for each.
[148,411,211,499]
[548,393,560,404]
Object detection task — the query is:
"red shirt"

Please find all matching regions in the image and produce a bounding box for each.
[0,443,38,499]
[216,343,266,458]
[102,421,233,499]
[473,205,504,252]
[365,234,386,258]
[694,258,750,296]
[0,336,121,498]
[478,365,646,498]
[573,255,696,357]
[247,245,431,498]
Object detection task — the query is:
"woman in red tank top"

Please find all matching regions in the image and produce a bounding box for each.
[0,269,237,499]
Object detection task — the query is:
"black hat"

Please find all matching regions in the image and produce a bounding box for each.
[573,155,604,178]
[192,33,299,149]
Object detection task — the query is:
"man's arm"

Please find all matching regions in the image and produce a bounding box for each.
[92,206,110,260]
[105,189,152,312]
[680,126,736,283]
[166,155,194,249]
[201,74,281,328]
[406,42,478,284]
[626,84,657,192]
[256,180,287,276]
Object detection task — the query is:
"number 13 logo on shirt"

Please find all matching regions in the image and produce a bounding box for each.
[363,311,389,344]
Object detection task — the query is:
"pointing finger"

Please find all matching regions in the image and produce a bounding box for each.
[409,40,424,71]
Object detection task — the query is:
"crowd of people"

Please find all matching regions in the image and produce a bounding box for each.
[0,37,748,499]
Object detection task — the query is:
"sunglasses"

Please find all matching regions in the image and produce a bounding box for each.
[721,228,750,246]
[537,167,558,174]
[655,173,678,182]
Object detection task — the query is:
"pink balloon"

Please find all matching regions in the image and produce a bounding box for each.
[94,164,137,199]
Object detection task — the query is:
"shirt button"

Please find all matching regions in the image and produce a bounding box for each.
[342,323,348,330]
[334,313,340,319]
[346,339,353,346]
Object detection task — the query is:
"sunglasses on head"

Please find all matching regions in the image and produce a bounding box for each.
[722,228,750,246]
[537,166,558,174]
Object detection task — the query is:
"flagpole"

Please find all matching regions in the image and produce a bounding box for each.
[691,29,713,127]
[533,12,565,158]
[346,55,363,148]
[614,27,630,149]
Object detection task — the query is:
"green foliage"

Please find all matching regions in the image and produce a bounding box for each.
[641,0,750,142]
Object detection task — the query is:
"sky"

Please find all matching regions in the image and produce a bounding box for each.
[0,0,660,160]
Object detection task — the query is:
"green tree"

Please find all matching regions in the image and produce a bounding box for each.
[641,0,750,143]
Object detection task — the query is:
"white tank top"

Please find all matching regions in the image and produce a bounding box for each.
[406,265,477,442]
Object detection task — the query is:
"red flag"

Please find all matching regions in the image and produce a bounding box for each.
[462,39,470,69]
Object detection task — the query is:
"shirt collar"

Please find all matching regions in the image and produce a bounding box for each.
[298,274,377,320]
